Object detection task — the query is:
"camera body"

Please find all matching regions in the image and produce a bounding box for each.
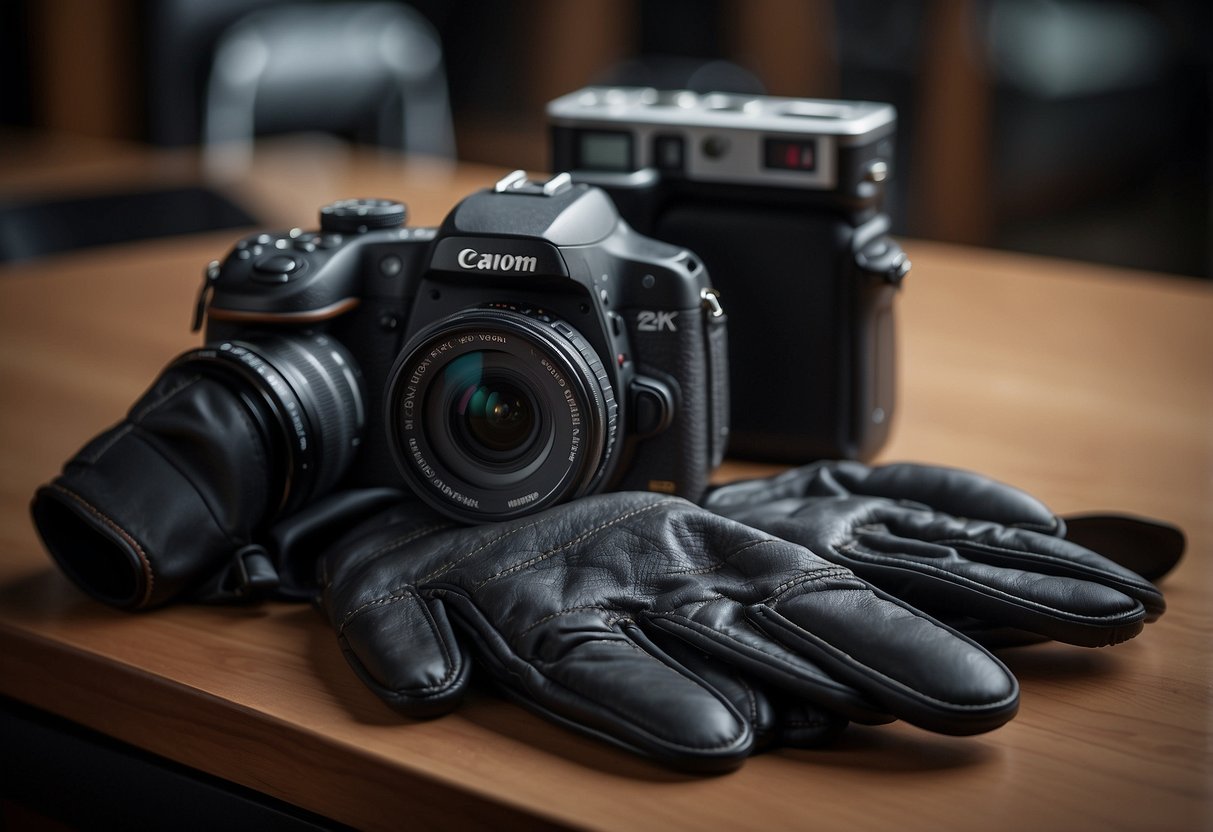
[549,87,909,462]
[199,173,728,522]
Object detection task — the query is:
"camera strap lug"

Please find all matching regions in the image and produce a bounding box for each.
[191,260,222,333]
[700,287,725,318]
[192,542,281,604]
[230,543,281,597]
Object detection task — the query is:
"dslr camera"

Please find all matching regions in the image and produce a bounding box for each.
[549,87,909,462]
[195,172,728,523]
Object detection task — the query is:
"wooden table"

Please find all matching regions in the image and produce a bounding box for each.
[1,135,1210,830]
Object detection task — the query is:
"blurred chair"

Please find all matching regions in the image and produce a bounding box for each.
[202,2,455,171]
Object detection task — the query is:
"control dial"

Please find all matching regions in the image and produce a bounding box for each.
[319,198,406,234]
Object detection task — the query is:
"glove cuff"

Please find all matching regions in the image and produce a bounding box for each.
[31,429,239,609]
[31,370,276,609]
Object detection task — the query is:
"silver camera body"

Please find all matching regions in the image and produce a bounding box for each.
[550,87,908,462]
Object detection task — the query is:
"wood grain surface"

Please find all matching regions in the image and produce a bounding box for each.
[1,136,1209,830]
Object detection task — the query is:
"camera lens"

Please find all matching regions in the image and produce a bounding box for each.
[446,362,539,458]
[386,307,617,522]
[171,332,364,514]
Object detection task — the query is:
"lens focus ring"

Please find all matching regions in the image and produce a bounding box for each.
[546,316,617,485]
[255,333,364,501]
[172,333,364,513]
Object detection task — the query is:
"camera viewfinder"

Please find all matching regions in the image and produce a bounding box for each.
[576,131,634,172]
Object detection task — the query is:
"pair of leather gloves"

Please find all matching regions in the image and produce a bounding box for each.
[28,363,1180,772]
[316,461,1180,772]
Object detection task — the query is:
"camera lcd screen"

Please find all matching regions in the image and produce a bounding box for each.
[764,138,818,172]
[577,131,633,172]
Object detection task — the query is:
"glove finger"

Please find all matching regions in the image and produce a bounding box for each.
[646,626,848,750]
[706,462,1062,533]
[855,508,1164,638]
[445,600,753,772]
[748,578,1019,736]
[331,588,469,717]
[646,597,892,726]
[940,616,1051,650]
[725,496,1158,648]
[1062,513,1185,582]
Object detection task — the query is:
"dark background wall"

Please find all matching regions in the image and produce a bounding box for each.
[2,0,1209,278]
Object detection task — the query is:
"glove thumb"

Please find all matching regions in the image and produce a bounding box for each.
[332,587,470,717]
[319,503,470,717]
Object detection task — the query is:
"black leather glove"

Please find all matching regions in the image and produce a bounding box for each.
[318,491,1019,772]
[31,367,281,609]
[30,331,379,609]
[703,462,1178,649]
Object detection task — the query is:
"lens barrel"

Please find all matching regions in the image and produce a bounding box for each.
[386,307,617,522]
[171,332,365,514]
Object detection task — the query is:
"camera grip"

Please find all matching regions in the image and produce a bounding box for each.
[30,369,276,609]
[616,305,725,502]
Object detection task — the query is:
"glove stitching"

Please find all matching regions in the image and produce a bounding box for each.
[474,499,685,589]
[48,483,155,608]
[416,513,566,585]
[518,605,629,638]
[337,502,665,637]
[765,567,866,603]
[673,594,728,615]
[334,526,457,627]
[529,636,748,751]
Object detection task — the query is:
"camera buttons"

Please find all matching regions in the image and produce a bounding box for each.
[251,254,302,284]
[630,377,674,438]
[654,135,684,171]
[864,161,890,183]
[701,135,730,160]
[379,255,404,278]
[855,238,911,286]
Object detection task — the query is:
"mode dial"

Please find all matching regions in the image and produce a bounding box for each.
[319,198,406,234]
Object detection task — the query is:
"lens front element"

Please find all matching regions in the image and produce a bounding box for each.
[386,308,617,522]
[444,355,540,459]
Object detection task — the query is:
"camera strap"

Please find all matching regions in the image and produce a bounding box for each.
[702,291,730,469]
[192,543,281,604]
[191,487,412,605]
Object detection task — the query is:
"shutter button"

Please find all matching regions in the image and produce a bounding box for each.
[252,254,302,283]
